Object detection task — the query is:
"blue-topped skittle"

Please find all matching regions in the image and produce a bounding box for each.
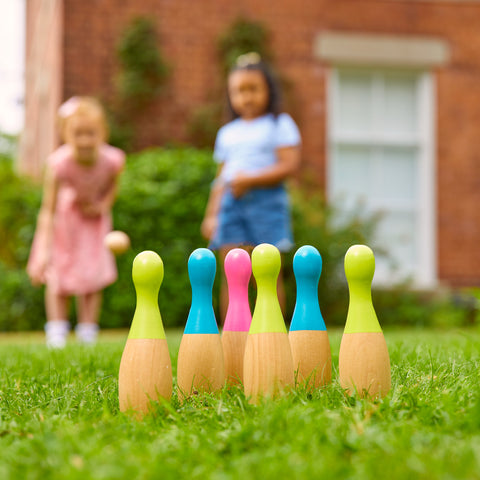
[290,245,326,331]
[177,248,225,398]
[184,248,219,334]
[289,245,332,388]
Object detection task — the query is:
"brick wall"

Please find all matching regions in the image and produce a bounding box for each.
[31,0,480,286]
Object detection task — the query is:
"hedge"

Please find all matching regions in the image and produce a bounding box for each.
[0,147,476,331]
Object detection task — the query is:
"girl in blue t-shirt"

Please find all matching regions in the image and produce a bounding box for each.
[201,53,302,318]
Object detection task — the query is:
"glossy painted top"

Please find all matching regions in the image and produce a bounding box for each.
[184,248,220,334]
[128,250,166,339]
[249,243,287,334]
[344,245,382,334]
[223,248,252,332]
[290,245,326,331]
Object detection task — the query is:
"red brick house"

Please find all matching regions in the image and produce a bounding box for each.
[20,0,480,288]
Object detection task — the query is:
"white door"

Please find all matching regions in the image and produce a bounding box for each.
[328,68,436,287]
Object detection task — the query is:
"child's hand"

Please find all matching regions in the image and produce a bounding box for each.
[78,201,104,217]
[27,250,49,286]
[230,172,254,198]
[201,215,218,240]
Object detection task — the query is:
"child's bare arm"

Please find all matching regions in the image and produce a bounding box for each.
[230,145,301,198]
[100,177,120,212]
[201,164,225,240]
[28,167,58,284]
[80,174,120,217]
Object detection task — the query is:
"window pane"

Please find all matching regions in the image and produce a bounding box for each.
[381,73,417,136]
[331,145,372,209]
[374,212,417,280]
[374,146,417,204]
[336,72,372,135]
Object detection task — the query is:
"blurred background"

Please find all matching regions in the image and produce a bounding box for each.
[1,0,479,332]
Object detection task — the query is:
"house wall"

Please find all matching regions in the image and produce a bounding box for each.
[24,0,480,286]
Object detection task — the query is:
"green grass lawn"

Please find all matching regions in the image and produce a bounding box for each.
[0,327,480,479]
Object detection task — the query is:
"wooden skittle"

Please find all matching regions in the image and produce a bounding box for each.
[222,330,249,385]
[221,248,252,385]
[177,333,225,395]
[177,248,225,399]
[243,244,294,403]
[339,245,391,399]
[243,331,294,400]
[289,246,331,389]
[289,330,331,388]
[339,332,390,398]
[119,338,172,415]
[118,251,172,417]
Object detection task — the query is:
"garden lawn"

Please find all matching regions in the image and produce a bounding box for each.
[0,327,479,479]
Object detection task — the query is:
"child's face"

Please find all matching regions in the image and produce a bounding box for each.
[228,69,269,120]
[64,113,104,164]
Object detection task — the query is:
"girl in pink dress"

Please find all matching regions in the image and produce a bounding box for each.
[27,97,125,347]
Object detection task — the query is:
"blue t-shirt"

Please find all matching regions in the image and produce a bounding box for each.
[214,113,301,183]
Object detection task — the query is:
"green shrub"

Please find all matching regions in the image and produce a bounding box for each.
[217,17,272,74]
[0,147,476,331]
[115,17,169,109]
[107,16,170,151]
[103,147,216,328]
[187,103,223,149]
[0,156,44,331]
[0,147,215,331]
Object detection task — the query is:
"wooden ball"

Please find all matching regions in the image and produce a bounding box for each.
[104,230,130,255]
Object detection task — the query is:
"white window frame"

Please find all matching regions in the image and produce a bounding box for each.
[326,67,437,287]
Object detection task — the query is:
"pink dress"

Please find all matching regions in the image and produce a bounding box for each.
[28,143,125,295]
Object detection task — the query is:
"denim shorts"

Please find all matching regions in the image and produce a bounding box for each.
[210,185,294,252]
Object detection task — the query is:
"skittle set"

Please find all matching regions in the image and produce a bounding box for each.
[118,243,391,417]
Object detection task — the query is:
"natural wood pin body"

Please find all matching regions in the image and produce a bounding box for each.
[222,330,248,385]
[289,330,332,388]
[339,331,391,398]
[177,333,225,398]
[118,338,172,416]
[243,332,294,402]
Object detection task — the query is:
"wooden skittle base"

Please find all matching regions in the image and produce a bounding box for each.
[289,330,332,388]
[243,332,295,403]
[222,330,248,385]
[177,333,225,399]
[118,338,172,417]
[339,332,391,399]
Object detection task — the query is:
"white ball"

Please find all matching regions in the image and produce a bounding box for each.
[104,230,131,255]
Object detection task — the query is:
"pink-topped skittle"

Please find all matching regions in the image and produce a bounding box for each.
[222,248,252,385]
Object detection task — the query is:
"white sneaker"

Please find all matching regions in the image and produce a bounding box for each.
[75,323,99,344]
[45,320,70,349]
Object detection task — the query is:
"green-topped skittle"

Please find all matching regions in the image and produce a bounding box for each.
[128,250,166,340]
[243,244,294,402]
[343,244,382,334]
[249,243,287,334]
[339,245,391,399]
[118,250,172,416]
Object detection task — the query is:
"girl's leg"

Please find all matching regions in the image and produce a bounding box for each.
[75,291,102,344]
[44,286,70,348]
